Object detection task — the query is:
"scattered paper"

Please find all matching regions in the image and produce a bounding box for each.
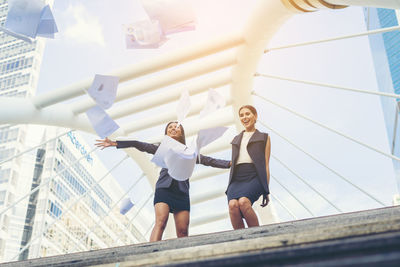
[86,105,120,138]
[2,0,58,41]
[139,0,196,35]
[124,20,166,49]
[199,89,226,119]
[176,89,190,126]
[120,198,134,215]
[196,126,228,153]
[151,127,228,180]
[36,5,58,38]
[151,135,187,168]
[165,147,196,181]
[87,74,119,110]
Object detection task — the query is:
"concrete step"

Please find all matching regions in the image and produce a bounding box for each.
[3,206,400,266]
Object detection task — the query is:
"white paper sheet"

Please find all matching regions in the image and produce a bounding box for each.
[5,0,44,38]
[86,105,120,138]
[176,89,190,126]
[123,20,166,49]
[120,198,134,215]
[87,74,119,110]
[139,0,196,35]
[151,135,186,168]
[3,0,57,41]
[199,88,226,119]
[36,5,58,38]
[196,126,228,153]
[165,147,196,181]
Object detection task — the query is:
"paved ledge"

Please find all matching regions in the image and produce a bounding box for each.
[2,206,400,267]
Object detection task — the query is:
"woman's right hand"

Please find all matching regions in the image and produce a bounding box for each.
[95,137,117,150]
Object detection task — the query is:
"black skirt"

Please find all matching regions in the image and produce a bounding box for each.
[154,179,190,213]
[227,163,266,205]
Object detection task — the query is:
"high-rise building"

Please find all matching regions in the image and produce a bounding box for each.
[0,0,50,261]
[0,1,151,262]
[21,128,149,260]
[363,7,400,200]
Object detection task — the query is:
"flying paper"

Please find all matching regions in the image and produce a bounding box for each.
[120,198,134,215]
[176,89,190,126]
[164,147,196,181]
[151,135,186,168]
[139,0,196,35]
[124,20,166,49]
[86,105,120,138]
[196,126,228,153]
[2,0,58,41]
[151,126,228,180]
[87,74,119,109]
[36,5,58,38]
[199,89,226,119]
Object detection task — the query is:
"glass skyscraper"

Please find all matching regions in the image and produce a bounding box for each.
[363,8,400,200]
[0,0,50,260]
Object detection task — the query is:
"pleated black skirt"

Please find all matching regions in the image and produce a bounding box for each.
[227,163,265,205]
[154,179,190,213]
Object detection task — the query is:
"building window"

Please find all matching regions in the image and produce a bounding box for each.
[0,191,6,205]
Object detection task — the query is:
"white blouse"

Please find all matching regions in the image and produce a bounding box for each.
[236,131,255,164]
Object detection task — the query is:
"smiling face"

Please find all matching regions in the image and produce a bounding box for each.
[165,122,185,144]
[239,107,257,132]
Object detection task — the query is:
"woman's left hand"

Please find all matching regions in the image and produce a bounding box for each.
[260,194,269,207]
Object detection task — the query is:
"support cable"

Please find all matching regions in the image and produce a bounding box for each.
[114,192,154,244]
[144,221,155,237]
[272,155,342,212]
[264,26,400,52]
[255,73,400,99]
[270,193,298,220]
[0,130,73,166]
[0,146,99,218]
[257,120,386,206]
[253,91,400,163]
[271,174,315,216]
[71,172,146,252]
[12,154,129,261]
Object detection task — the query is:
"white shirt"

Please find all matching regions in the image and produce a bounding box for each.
[236,131,255,164]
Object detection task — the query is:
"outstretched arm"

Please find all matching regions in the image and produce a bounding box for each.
[95,138,117,149]
[198,154,231,169]
[95,138,158,155]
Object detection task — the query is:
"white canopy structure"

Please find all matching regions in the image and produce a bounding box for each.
[1,0,400,246]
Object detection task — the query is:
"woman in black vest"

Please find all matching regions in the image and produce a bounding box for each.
[227,105,271,229]
[96,121,231,241]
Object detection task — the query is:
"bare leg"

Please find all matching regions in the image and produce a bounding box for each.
[228,199,245,229]
[173,210,190,238]
[150,202,170,242]
[238,197,259,227]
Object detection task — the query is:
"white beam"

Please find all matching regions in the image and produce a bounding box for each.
[230,0,295,130]
[191,189,225,205]
[0,98,92,132]
[123,97,232,134]
[190,211,229,227]
[191,168,229,182]
[33,33,244,109]
[107,72,231,119]
[145,107,235,143]
[69,50,237,115]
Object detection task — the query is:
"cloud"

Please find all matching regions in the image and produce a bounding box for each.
[63,4,105,46]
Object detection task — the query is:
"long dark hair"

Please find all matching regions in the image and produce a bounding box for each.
[239,105,258,116]
[164,121,186,145]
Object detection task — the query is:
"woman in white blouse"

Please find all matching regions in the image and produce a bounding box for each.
[226,105,271,229]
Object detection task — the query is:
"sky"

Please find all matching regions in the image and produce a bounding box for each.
[34,0,399,237]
